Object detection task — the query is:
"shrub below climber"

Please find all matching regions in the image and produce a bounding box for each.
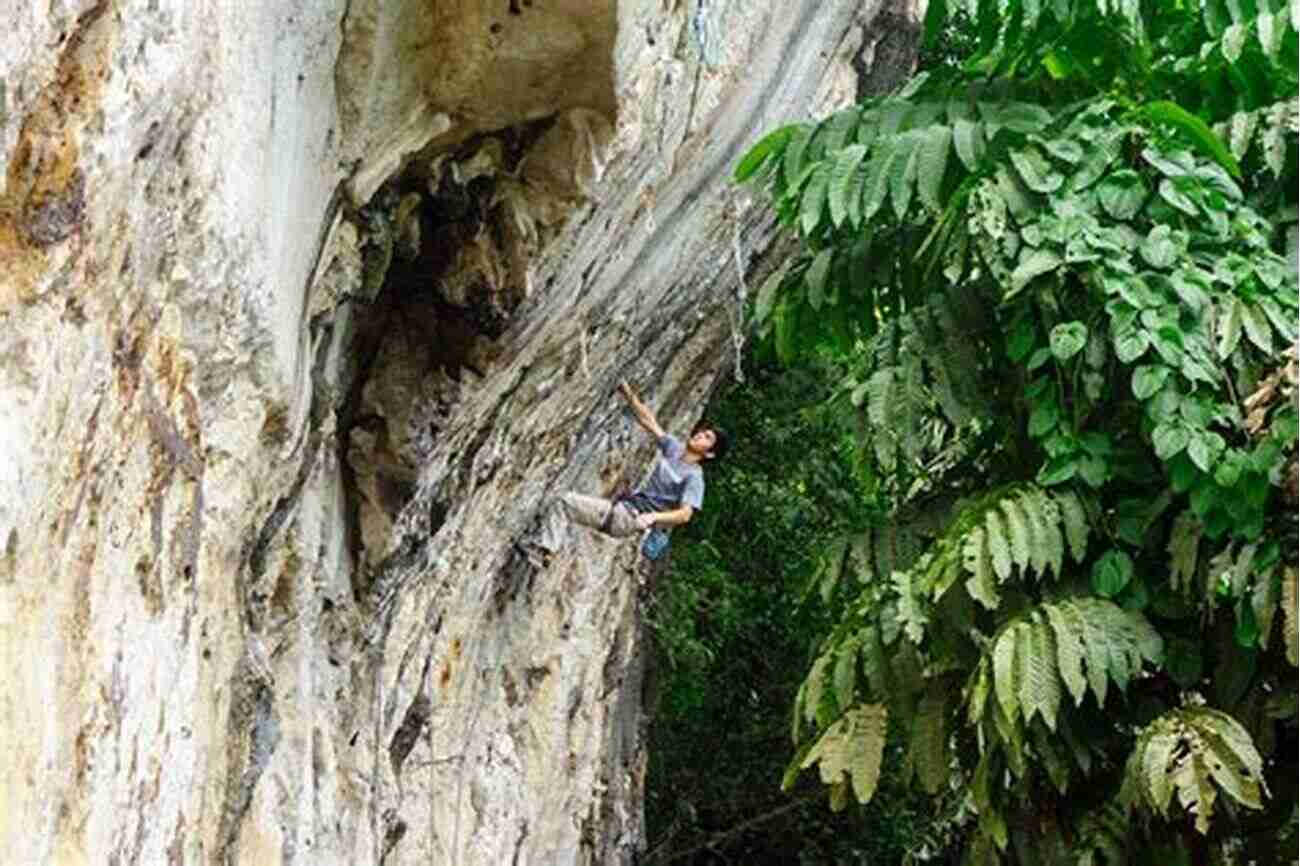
[559,380,727,559]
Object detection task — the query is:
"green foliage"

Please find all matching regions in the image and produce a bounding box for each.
[645,361,933,864]
[1121,706,1266,833]
[735,0,1299,861]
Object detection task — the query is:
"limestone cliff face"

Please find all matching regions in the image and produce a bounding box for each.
[0,1,914,863]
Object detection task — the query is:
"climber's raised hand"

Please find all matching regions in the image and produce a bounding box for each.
[618,380,666,439]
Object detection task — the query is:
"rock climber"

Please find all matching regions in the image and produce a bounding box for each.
[558,380,727,556]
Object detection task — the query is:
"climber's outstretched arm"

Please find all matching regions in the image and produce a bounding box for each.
[634,504,693,530]
[618,381,666,440]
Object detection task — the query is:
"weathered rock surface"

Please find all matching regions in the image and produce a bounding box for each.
[0,1,913,863]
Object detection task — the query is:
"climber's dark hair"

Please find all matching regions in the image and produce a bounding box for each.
[704,426,728,462]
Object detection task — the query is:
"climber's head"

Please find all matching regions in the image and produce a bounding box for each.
[687,425,728,462]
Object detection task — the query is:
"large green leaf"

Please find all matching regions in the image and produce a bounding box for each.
[806,248,835,311]
[1010,249,1063,294]
[801,167,831,235]
[861,140,898,222]
[1092,549,1134,597]
[1010,146,1064,193]
[735,123,800,181]
[1097,170,1149,219]
[1143,102,1242,179]
[829,144,869,229]
[916,125,953,212]
[1050,322,1088,361]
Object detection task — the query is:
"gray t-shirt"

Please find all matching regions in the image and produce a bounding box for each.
[625,435,705,514]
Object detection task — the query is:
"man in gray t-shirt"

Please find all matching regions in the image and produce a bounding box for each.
[559,381,727,539]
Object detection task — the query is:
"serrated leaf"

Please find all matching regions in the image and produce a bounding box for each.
[783,125,814,186]
[860,623,889,698]
[821,107,861,155]
[911,687,948,794]
[1079,601,1111,705]
[1284,567,1297,666]
[799,704,889,806]
[1001,496,1033,575]
[1055,490,1089,562]
[993,625,1021,722]
[847,704,889,803]
[833,639,858,711]
[986,507,1013,580]
[1047,602,1087,706]
[893,570,928,644]
[1196,720,1263,811]
[1036,618,1063,729]
[1016,622,1043,725]
[805,248,834,311]
[1021,488,1061,577]
[964,526,1001,610]
[1144,730,1180,812]
[804,653,832,724]
[828,144,869,229]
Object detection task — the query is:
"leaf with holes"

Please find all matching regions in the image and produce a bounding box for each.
[1050,322,1088,361]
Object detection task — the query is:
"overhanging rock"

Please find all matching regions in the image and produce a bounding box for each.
[0,1,911,863]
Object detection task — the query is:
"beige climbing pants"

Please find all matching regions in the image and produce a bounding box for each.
[560,491,640,538]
